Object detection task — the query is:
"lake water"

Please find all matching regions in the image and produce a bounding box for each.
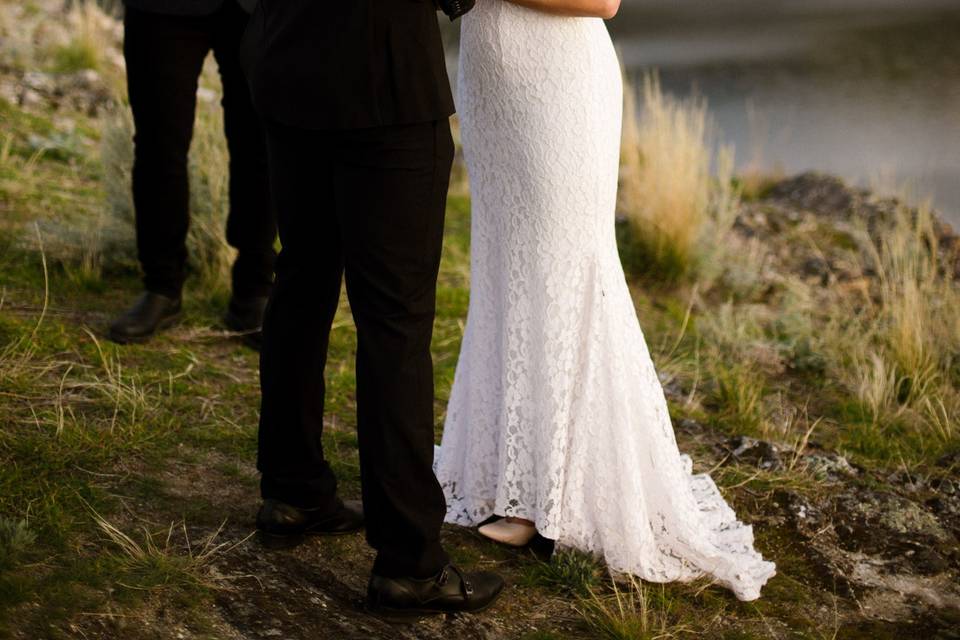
[444,0,960,225]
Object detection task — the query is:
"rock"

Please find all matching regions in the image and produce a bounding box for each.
[20,87,44,109]
[900,543,952,575]
[767,173,856,218]
[725,435,783,471]
[676,417,705,434]
[22,70,56,94]
[10,68,116,116]
[801,256,830,278]
[74,68,100,88]
[774,488,827,537]
[738,172,960,285]
[929,477,960,497]
[802,452,859,481]
[937,450,960,470]
[831,489,954,574]
[0,78,18,104]
[925,477,960,540]
[885,470,925,492]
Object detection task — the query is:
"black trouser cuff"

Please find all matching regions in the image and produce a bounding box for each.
[260,473,338,512]
[372,544,449,580]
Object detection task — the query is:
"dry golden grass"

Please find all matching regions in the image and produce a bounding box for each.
[89,503,247,593]
[806,197,960,450]
[686,191,959,459]
[619,73,740,284]
[55,2,110,73]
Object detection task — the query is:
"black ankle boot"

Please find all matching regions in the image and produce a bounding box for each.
[109,292,182,344]
[366,564,505,620]
[223,294,270,349]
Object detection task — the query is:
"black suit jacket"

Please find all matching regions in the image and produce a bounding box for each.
[123,0,255,16]
[239,0,456,130]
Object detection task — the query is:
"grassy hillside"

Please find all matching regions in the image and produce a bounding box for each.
[1,2,958,639]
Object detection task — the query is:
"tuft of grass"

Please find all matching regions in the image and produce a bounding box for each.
[51,41,98,74]
[713,363,765,433]
[91,508,235,594]
[618,72,740,285]
[577,577,680,640]
[817,198,960,458]
[695,301,772,435]
[0,518,37,572]
[51,2,117,75]
[523,549,603,597]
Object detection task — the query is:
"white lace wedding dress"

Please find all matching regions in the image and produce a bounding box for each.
[433,0,776,601]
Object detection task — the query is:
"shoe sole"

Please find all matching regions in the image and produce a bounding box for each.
[256,525,364,550]
[364,583,505,623]
[108,312,181,345]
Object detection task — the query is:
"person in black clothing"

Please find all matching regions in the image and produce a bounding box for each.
[241,0,503,619]
[109,0,276,347]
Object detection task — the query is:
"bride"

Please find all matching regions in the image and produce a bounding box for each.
[433,0,777,601]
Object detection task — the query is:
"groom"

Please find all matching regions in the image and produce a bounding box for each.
[239,0,503,619]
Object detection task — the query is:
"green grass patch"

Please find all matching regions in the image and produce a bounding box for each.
[51,42,99,73]
[522,549,603,597]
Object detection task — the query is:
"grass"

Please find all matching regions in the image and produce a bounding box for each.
[1,2,958,637]
[578,578,681,640]
[52,3,111,73]
[0,0,121,86]
[90,507,241,594]
[853,202,958,429]
[618,73,739,285]
[0,519,37,573]
[779,198,960,464]
[644,187,960,467]
[0,267,258,635]
[522,549,604,597]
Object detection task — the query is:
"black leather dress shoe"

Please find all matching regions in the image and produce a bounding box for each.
[366,564,505,620]
[256,498,364,549]
[223,295,269,350]
[108,292,182,344]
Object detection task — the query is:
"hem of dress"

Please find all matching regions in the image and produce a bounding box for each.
[439,451,776,602]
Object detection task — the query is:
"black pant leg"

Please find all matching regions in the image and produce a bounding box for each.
[335,121,454,579]
[123,7,210,298]
[256,120,341,511]
[211,2,277,299]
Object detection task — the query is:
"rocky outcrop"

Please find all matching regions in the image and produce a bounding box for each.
[740,172,960,281]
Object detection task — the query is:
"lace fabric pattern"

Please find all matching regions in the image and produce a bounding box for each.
[434,0,776,601]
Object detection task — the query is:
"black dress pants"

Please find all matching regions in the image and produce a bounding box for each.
[123,3,276,299]
[257,118,454,579]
